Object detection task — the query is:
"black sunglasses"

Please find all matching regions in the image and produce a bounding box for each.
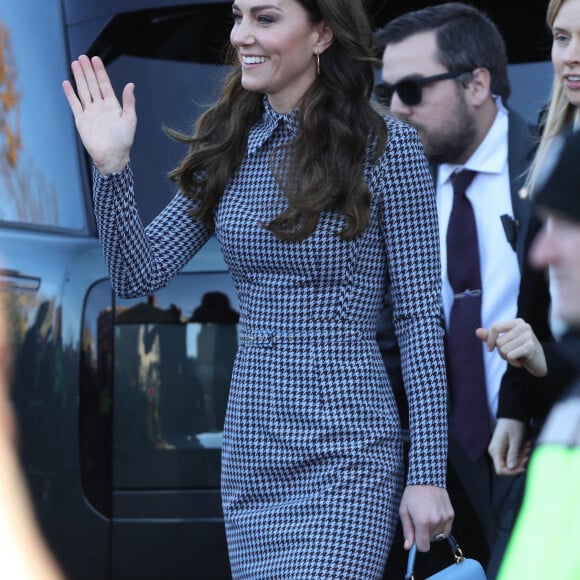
[374,69,472,107]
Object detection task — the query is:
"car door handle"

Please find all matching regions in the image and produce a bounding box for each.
[0,269,41,291]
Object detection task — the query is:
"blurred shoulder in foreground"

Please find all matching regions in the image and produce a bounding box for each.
[0,292,64,579]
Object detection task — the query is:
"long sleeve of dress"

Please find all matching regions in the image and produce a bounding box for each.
[374,120,448,487]
[92,163,212,298]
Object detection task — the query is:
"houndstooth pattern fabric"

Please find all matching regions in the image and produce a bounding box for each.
[92,100,448,579]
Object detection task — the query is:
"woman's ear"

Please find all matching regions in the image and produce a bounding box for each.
[314,21,334,55]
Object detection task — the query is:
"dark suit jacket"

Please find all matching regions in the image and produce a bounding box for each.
[497,214,580,433]
[376,108,541,431]
[496,116,580,432]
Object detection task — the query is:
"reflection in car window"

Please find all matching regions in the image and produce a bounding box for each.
[113,272,239,489]
[0,3,86,230]
[79,280,113,515]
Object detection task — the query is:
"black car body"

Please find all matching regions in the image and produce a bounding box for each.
[0,1,552,578]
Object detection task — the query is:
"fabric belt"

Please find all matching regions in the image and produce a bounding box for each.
[239,328,374,347]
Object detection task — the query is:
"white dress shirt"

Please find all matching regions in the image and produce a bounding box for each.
[437,99,520,423]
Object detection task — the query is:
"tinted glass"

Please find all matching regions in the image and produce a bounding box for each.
[79,279,114,515]
[106,57,229,225]
[0,2,86,229]
[113,272,239,489]
[86,4,232,225]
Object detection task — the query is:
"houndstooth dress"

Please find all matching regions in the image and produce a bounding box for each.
[92,100,448,579]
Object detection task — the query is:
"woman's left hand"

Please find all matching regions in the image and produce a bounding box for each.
[399,485,455,552]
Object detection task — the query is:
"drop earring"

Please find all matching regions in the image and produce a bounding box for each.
[316,53,320,76]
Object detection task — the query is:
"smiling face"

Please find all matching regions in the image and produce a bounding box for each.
[230,0,332,113]
[552,0,580,107]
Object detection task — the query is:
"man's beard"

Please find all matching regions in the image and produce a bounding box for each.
[419,98,477,165]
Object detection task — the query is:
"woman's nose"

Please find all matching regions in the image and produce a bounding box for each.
[563,37,580,64]
[230,19,254,48]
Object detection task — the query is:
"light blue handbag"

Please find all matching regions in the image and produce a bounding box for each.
[405,534,486,580]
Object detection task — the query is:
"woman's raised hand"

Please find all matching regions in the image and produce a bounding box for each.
[62,55,136,175]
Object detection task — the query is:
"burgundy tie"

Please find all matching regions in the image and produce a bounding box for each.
[446,170,491,461]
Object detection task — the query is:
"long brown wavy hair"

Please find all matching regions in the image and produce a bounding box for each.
[166,0,387,242]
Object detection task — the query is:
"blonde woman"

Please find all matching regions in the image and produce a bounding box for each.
[478,0,580,476]
[526,0,580,193]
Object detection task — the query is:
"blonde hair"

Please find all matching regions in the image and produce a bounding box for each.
[526,0,579,194]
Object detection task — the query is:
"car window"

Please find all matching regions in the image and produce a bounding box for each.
[74,2,237,495]
[112,272,238,489]
[0,2,86,230]
[106,57,229,225]
[79,279,114,515]
[86,4,232,226]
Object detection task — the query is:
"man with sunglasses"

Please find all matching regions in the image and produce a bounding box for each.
[374,3,540,579]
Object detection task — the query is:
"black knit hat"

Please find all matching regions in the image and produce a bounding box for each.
[533,129,580,222]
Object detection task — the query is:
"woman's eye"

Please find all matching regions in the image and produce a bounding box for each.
[257,15,275,24]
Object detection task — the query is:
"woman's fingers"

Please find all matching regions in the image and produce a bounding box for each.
[61,79,82,117]
[91,56,116,100]
[78,54,104,105]
[62,54,136,174]
[67,55,117,111]
[69,57,92,110]
[121,82,136,117]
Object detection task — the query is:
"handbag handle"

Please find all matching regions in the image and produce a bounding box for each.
[404,534,465,580]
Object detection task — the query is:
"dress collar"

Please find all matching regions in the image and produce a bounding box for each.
[247,95,300,155]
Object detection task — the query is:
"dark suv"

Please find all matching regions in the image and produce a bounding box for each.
[0,1,552,579]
